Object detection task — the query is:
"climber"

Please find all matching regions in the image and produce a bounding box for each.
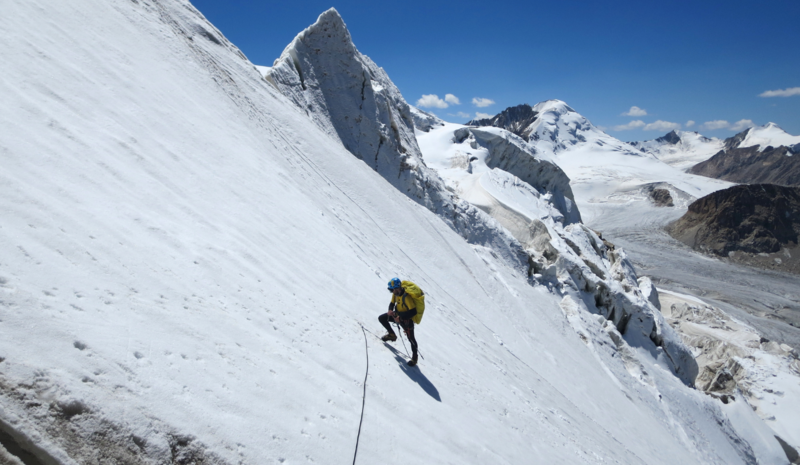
[378,277,424,367]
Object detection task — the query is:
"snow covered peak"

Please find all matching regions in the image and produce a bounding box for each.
[656,130,682,145]
[469,100,644,159]
[266,8,426,174]
[526,100,646,159]
[278,8,352,56]
[735,122,800,151]
[532,99,575,115]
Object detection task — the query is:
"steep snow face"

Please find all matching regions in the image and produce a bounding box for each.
[267,9,418,168]
[736,123,800,151]
[266,8,525,269]
[631,130,724,171]
[0,0,788,463]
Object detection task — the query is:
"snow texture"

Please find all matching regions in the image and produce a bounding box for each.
[0,0,790,464]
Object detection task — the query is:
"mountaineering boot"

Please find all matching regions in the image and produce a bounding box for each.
[407,353,418,367]
[381,332,397,342]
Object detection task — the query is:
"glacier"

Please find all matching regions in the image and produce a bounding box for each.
[0,0,792,464]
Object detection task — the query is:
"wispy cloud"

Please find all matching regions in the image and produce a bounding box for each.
[612,120,646,131]
[449,111,471,119]
[417,94,449,109]
[622,106,647,117]
[685,120,695,128]
[445,94,461,105]
[759,87,800,98]
[644,120,681,131]
[730,119,755,131]
[475,112,493,119]
[472,97,495,108]
[701,120,730,131]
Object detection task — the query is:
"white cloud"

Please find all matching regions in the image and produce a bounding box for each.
[445,94,460,105]
[622,106,647,117]
[416,94,448,109]
[759,87,800,98]
[449,111,471,119]
[644,120,681,131]
[474,112,493,119]
[612,120,646,131]
[472,97,495,108]
[686,120,695,128]
[701,120,730,130]
[730,119,755,132]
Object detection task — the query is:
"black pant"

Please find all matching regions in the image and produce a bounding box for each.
[379,313,418,357]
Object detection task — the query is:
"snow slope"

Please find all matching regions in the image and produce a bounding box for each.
[262,10,527,269]
[0,0,787,464]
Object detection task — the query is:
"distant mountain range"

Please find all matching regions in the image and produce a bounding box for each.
[629,130,724,171]
[689,124,800,186]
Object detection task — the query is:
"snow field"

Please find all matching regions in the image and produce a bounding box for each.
[0,0,790,463]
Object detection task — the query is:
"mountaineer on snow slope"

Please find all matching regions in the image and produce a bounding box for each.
[378,278,425,367]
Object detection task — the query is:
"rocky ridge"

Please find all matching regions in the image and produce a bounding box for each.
[466,103,540,140]
[690,144,800,187]
[689,124,800,186]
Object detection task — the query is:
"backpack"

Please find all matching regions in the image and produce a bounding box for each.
[401,280,426,324]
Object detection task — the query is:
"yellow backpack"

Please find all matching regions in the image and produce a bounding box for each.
[401,280,426,324]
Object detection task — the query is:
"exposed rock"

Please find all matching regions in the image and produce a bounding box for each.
[723,127,752,152]
[467,104,540,140]
[656,130,682,145]
[650,188,674,207]
[690,145,800,186]
[668,184,800,257]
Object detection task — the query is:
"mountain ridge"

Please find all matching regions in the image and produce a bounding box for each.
[0,2,791,463]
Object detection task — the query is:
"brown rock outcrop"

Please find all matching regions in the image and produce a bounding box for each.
[668,184,800,256]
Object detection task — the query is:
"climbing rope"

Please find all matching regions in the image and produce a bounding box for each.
[353,325,369,465]
[395,321,410,358]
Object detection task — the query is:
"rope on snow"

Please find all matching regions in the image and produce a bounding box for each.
[353,324,369,465]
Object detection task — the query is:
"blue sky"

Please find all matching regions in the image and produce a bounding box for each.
[190,0,800,141]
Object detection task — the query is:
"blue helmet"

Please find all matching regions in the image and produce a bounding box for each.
[387,277,402,290]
